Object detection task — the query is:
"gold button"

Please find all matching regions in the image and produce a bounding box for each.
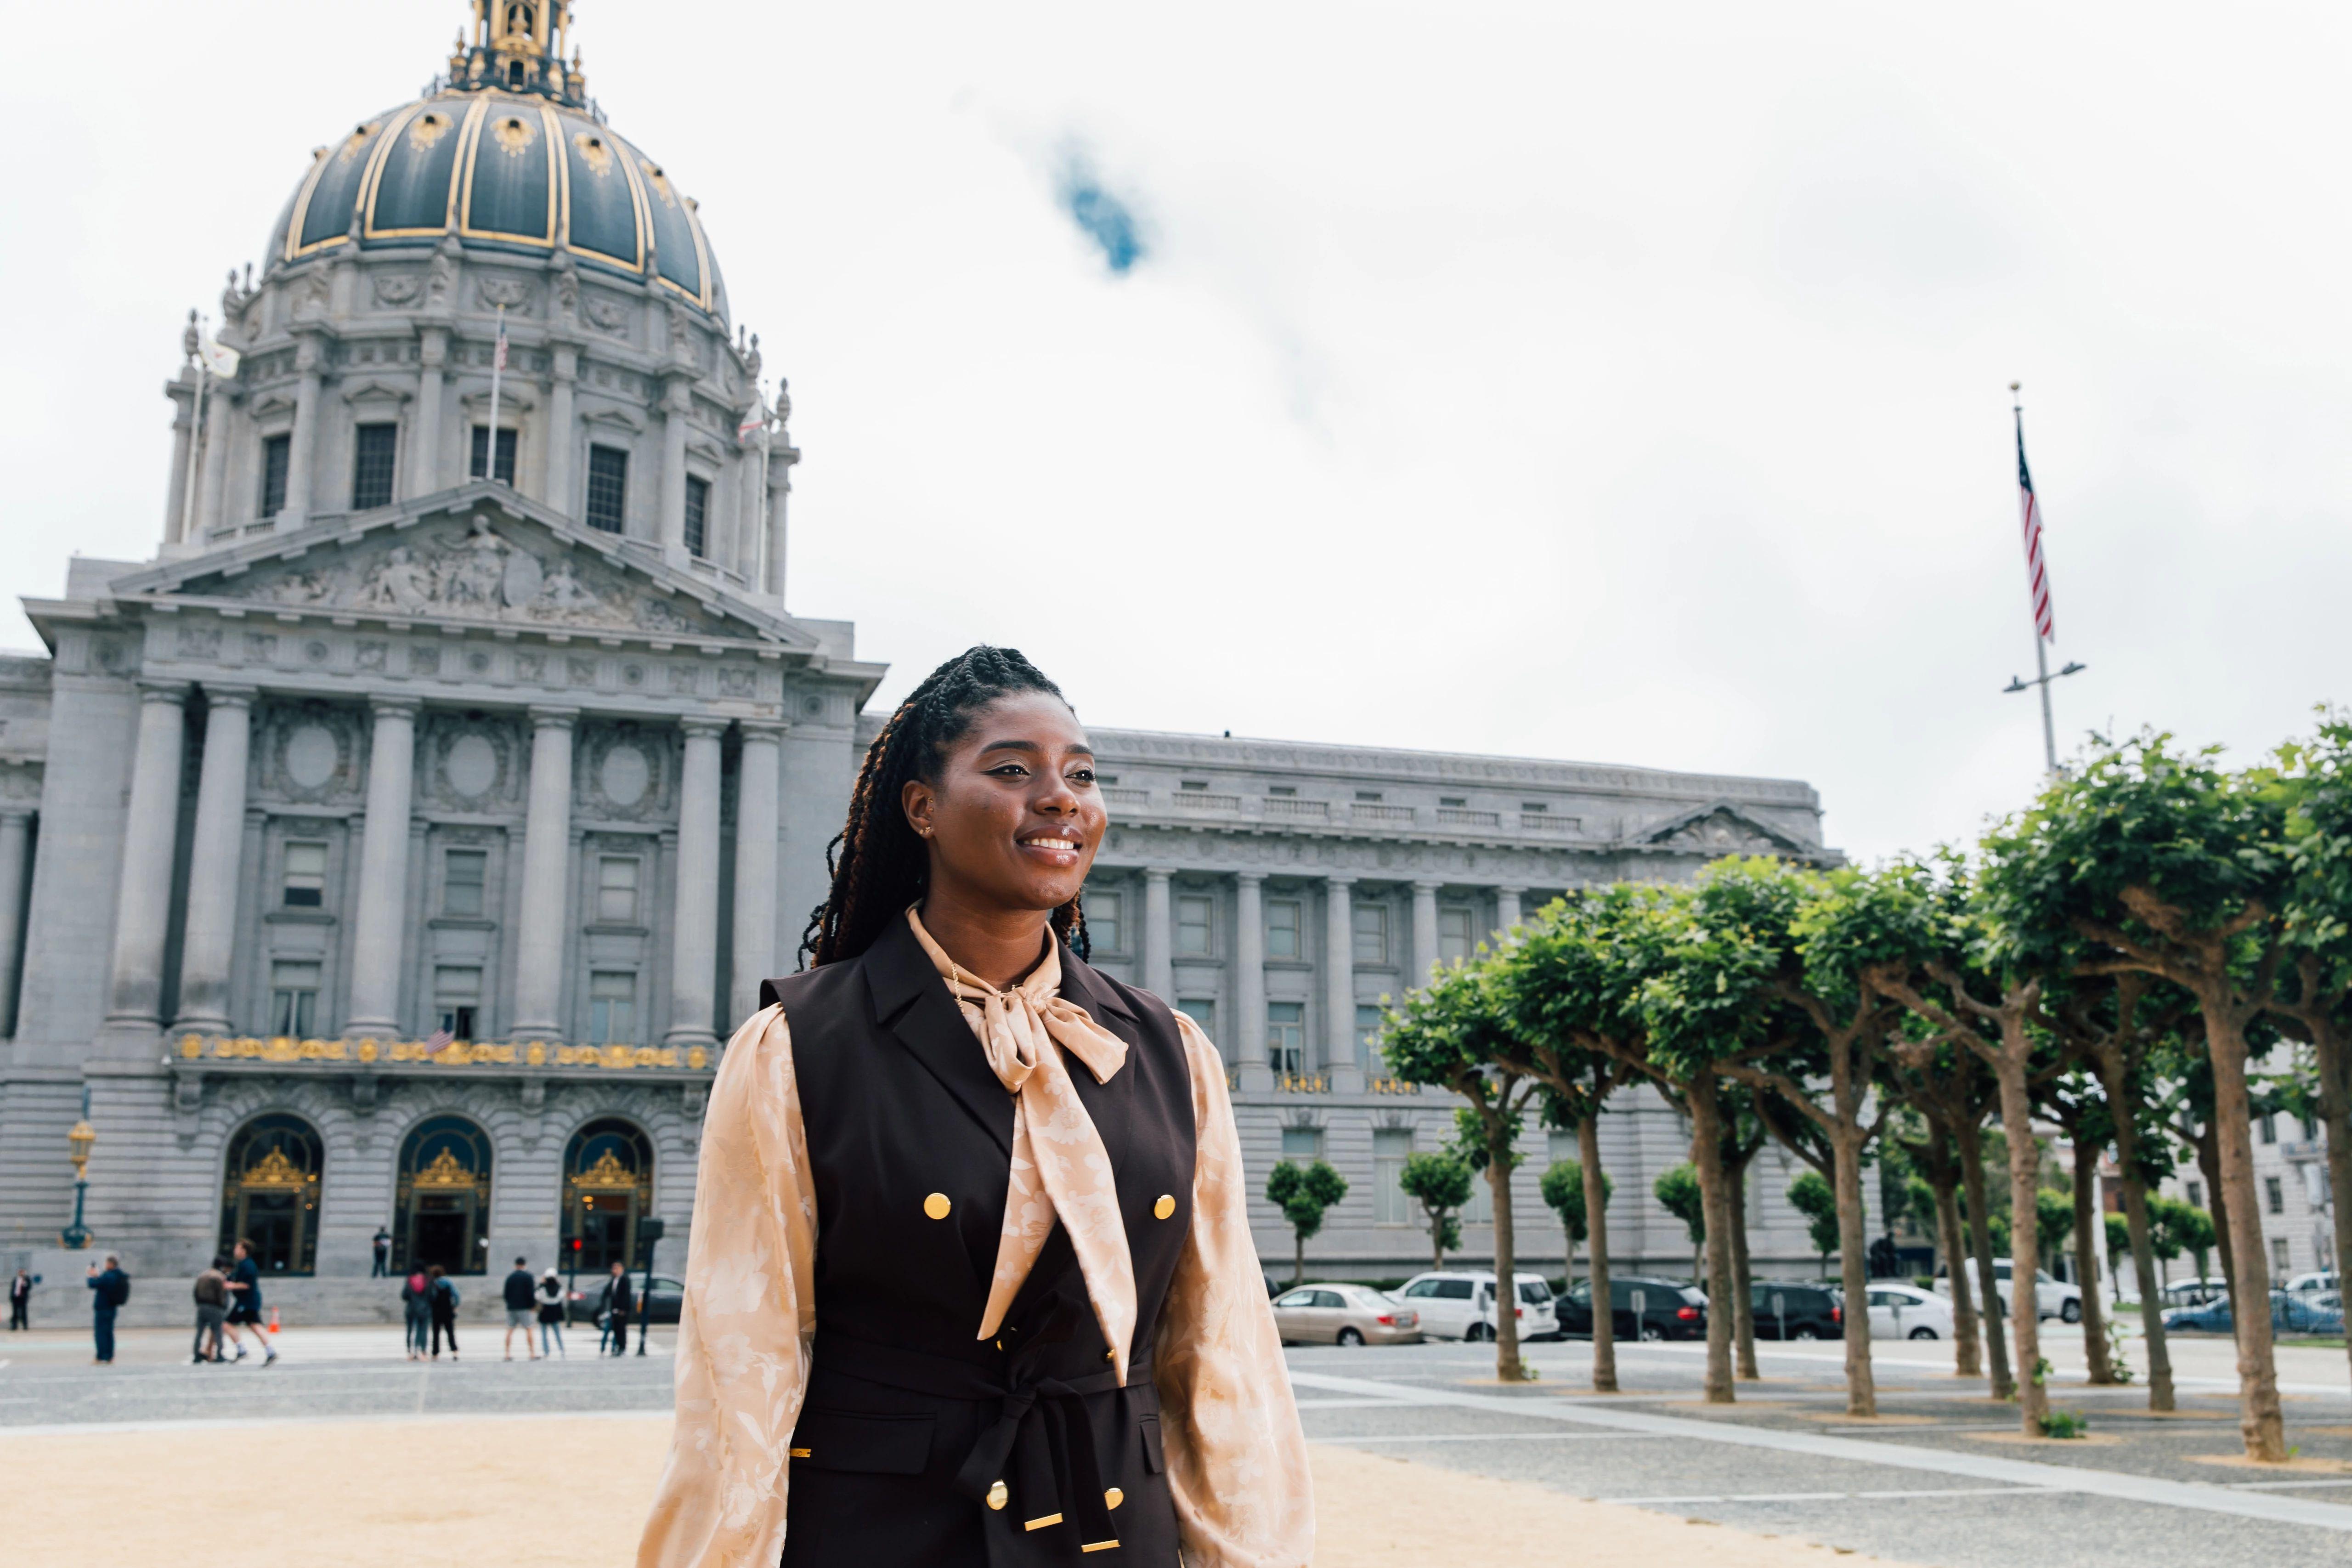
[1105,1487,1124,1510]
[1153,1194,1176,1220]
[986,1479,1008,1511]
[924,1192,952,1220]
[789,1447,811,1459]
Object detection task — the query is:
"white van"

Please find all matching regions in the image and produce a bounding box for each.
[1392,1270,1559,1342]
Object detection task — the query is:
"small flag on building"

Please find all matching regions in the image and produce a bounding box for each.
[198,330,242,380]
[2015,405,2054,641]
[423,1027,455,1054]
[737,402,766,446]
[492,318,509,373]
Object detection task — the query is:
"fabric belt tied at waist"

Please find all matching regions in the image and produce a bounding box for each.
[816,1331,1144,1554]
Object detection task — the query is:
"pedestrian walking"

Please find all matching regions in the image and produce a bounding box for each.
[219,1238,276,1365]
[192,1256,229,1364]
[502,1257,540,1361]
[536,1268,566,1358]
[8,1267,34,1330]
[400,1266,432,1360]
[427,1264,461,1359]
[85,1254,129,1365]
[601,1260,633,1357]
[371,1226,392,1278]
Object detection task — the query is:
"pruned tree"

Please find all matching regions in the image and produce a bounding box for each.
[1655,1161,1706,1279]
[1265,1159,1347,1285]
[1398,1151,1471,1273]
[2035,1074,2115,1384]
[1540,1154,1613,1290]
[1883,1094,1987,1381]
[1787,1169,1840,1274]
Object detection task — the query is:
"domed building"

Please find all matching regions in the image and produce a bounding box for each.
[0,6,1849,1312]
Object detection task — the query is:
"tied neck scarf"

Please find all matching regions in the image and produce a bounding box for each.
[906,907,1140,1382]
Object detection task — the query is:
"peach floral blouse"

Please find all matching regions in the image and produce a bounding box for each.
[636,941,1315,1568]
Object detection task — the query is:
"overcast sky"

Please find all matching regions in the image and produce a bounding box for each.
[7,2,2349,864]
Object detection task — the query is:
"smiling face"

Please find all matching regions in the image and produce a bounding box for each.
[902,691,1106,920]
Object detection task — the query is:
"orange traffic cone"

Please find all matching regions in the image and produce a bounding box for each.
[267,1306,280,1335]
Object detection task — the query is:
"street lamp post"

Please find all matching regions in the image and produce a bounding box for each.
[62,1086,95,1250]
[636,1216,665,1356]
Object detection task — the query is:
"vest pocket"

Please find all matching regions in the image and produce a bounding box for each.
[790,1409,937,1474]
[1138,1413,1165,1475]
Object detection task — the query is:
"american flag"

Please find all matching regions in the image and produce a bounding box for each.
[737,402,765,446]
[423,1027,455,1054]
[492,319,509,373]
[2015,406,2054,641]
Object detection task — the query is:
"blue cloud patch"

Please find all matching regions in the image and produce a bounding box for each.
[1055,149,1145,275]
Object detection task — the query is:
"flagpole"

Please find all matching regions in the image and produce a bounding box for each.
[756,385,772,596]
[486,304,505,484]
[181,338,208,544]
[2003,381,2085,778]
[2016,385,2058,776]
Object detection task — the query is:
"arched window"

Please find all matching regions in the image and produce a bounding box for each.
[394,1115,494,1274]
[562,1117,653,1274]
[220,1114,324,1275]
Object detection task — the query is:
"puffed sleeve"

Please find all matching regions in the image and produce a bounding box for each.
[637,1005,818,1568]
[1151,1013,1315,1568]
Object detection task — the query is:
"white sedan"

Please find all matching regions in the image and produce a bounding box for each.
[1865,1283,1956,1340]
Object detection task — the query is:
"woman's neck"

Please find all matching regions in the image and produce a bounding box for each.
[916,888,1054,990]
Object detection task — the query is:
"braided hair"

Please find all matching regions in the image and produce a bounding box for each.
[800,645,1090,968]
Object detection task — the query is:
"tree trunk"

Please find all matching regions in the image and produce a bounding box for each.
[1992,1049,2049,1435]
[1430,1211,1446,1274]
[1831,1126,1878,1417]
[1294,1228,1305,1287]
[1686,1077,1738,1404]
[1579,1113,1617,1394]
[1933,1168,1982,1377]
[2195,1132,2242,1331]
[2317,1031,2352,1399]
[1488,1130,1527,1383]
[2199,1005,2288,1462]
[1958,1128,2016,1399]
[2093,1047,2174,1410]
[1730,1159,1759,1381]
[2074,1130,2114,1385]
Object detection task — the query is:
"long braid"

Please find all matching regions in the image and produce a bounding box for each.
[799,645,1091,968]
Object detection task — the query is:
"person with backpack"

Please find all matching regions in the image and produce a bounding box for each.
[536,1268,567,1358]
[400,1265,432,1360]
[427,1264,461,1359]
[192,1256,230,1363]
[85,1254,130,1364]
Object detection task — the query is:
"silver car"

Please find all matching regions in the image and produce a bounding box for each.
[1272,1282,1423,1345]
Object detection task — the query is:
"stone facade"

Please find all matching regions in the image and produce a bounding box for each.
[0,11,1858,1291]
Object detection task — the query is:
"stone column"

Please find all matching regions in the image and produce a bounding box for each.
[729,721,784,1027]
[104,682,190,1032]
[764,442,792,598]
[1234,872,1271,1092]
[344,696,420,1038]
[1496,884,1526,938]
[1141,868,1174,1002]
[195,395,231,538]
[665,718,724,1047]
[545,342,577,516]
[172,684,256,1034]
[1323,875,1356,1081]
[282,332,323,526]
[657,376,691,556]
[1413,879,1442,981]
[413,328,447,497]
[0,807,35,1034]
[164,376,196,544]
[509,707,577,1039]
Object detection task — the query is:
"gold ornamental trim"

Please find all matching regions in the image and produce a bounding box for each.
[237,1147,317,1191]
[568,1149,640,1192]
[412,1149,478,1189]
[177,1036,709,1072]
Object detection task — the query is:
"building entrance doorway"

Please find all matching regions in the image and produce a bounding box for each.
[562,1118,653,1274]
[394,1115,493,1274]
[219,1115,323,1275]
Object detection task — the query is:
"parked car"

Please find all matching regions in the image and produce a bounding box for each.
[1272,1283,1424,1345]
[2285,1270,2341,1296]
[2156,1278,2230,1308]
[1392,1271,1559,1342]
[1861,1283,1954,1341]
[1750,1281,1844,1341]
[2164,1290,2345,1336]
[1932,1261,2082,1322]
[1555,1275,1709,1342]
[566,1273,682,1325]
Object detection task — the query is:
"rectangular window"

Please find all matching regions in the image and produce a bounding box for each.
[683,475,710,557]
[1179,780,1208,792]
[1547,1129,1577,1164]
[443,849,487,918]
[1267,1001,1304,1074]
[259,434,291,518]
[1356,1003,1385,1071]
[2307,1115,2321,1142]
[1439,796,1466,808]
[585,445,629,533]
[1177,998,1216,1038]
[2273,1236,2293,1275]
[351,423,399,510]
[1351,902,1388,966]
[470,425,518,484]
[434,964,482,1041]
[2267,1175,2286,1215]
[596,856,640,923]
[1438,906,1475,966]
[2261,1114,2277,1145]
[1176,894,1214,957]
[1266,898,1301,960]
[1463,1165,1493,1224]
[1268,785,1296,797]
[269,960,321,1038]
[2187,1181,2205,1210]
[1354,791,1383,803]
[588,969,636,1045]
[1374,1128,1413,1224]
[1280,1126,1324,1161]
[281,841,327,908]
[1522,802,1548,814]
[1087,890,1124,953]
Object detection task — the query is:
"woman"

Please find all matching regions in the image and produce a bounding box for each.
[640,647,1311,1568]
[427,1264,460,1360]
[400,1266,432,1360]
[538,1268,567,1358]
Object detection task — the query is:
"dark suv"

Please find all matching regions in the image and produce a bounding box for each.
[1555,1275,1708,1341]
[1751,1281,1843,1340]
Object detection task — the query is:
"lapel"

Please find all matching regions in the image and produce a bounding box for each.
[860,917,1016,1157]
[1055,940,1141,1183]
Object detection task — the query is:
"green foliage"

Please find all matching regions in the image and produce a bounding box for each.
[1787,1169,1841,1261]
[2034,1187,2075,1265]
[1542,1160,1612,1242]
[1654,1162,1705,1244]
[1450,1106,1524,1174]
[1265,1159,1348,1243]
[1398,1151,1473,1265]
[2104,1317,2135,1384]
[2038,1408,2090,1439]
[2103,1211,2132,1264]
[2148,1195,2212,1268]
